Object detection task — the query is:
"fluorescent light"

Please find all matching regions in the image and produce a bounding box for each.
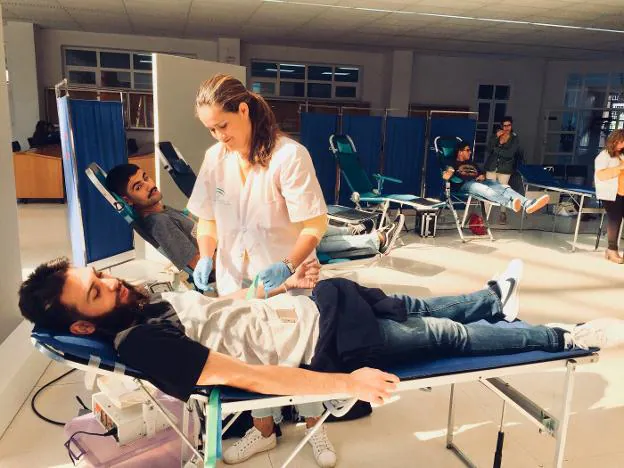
[263,0,624,35]
[337,67,359,71]
[139,60,152,64]
[280,63,305,67]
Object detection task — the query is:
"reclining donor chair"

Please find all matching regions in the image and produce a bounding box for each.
[434,136,498,242]
[329,134,444,230]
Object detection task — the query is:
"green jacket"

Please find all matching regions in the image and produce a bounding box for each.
[484,132,523,174]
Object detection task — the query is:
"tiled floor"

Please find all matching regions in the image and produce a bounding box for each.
[3,204,624,467]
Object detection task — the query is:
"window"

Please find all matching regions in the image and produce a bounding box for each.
[544,72,624,165]
[474,84,510,163]
[250,60,360,100]
[64,47,162,90]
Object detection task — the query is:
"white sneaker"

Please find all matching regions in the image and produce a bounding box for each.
[567,318,624,350]
[306,425,337,468]
[379,214,405,255]
[222,427,276,465]
[495,259,523,322]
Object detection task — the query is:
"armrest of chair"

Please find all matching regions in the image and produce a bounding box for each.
[373,173,402,184]
[373,173,402,192]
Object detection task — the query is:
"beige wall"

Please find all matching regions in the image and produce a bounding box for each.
[411,54,548,163]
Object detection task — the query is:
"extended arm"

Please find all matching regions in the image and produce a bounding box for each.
[197,351,398,405]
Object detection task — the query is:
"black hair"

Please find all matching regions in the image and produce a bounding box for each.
[502,116,513,124]
[105,164,140,197]
[18,257,77,332]
[455,140,471,157]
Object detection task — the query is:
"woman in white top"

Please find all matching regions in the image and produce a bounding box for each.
[187,74,333,466]
[594,129,624,263]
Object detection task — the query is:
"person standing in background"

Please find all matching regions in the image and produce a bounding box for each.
[594,129,624,264]
[484,116,524,224]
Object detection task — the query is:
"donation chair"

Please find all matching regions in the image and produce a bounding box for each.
[434,136,497,242]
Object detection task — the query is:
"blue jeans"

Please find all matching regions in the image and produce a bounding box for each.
[460,180,530,210]
[251,402,324,423]
[317,225,380,255]
[377,288,562,358]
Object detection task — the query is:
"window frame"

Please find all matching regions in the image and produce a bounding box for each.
[249,60,361,101]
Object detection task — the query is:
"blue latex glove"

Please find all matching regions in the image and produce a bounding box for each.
[192,257,213,291]
[258,261,292,294]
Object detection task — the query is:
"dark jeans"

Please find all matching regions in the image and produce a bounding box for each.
[603,195,624,251]
[377,288,562,358]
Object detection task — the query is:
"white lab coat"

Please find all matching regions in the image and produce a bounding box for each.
[187,136,327,295]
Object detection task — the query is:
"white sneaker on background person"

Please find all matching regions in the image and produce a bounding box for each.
[306,425,337,468]
[222,427,276,465]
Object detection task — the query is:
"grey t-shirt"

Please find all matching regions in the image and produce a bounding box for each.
[141,206,198,269]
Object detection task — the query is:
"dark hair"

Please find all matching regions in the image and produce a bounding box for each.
[105,164,140,197]
[606,129,624,158]
[502,116,513,124]
[18,257,77,332]
[195,74,281,167]
[455,141,471,157]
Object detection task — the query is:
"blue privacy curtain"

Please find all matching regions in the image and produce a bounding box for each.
[384,116,426,196]
[58,97,132,266]
[425,117,477,198]
[340,115,383,205]
[300,112,339,204]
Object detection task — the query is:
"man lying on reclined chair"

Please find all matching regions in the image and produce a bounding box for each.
[19,257,624,466]
[444,141,550,220]
[105,164,404,273]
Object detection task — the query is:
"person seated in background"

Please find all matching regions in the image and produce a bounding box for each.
[19,257,624,466]
[443,142,549,218]
[29,120,59,148]
[105,164,404,273]
[106,164,201,271]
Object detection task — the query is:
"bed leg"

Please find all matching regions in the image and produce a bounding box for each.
[446,384,456,448]
[181,401,191,466]
[134,380,203,463]
[222,411,243,436]
[553,361,577,468]
[280,409,332,468]
[572,195,585,252]
[492,401,506,468]
[446,384,478,468]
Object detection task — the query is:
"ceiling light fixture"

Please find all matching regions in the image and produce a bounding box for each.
[264,0,624,35]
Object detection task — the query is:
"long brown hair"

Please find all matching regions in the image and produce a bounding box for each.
[195,74,281,167]
[606,129,624,158]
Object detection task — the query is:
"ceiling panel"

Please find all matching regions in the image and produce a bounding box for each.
[0,0,621,59]
[247,2,325,24]
[3,3,78,28]
[58,0,126,12]
[0,0,59,6]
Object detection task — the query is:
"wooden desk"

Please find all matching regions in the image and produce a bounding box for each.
[129,153,156,182]
[13,148,64,201]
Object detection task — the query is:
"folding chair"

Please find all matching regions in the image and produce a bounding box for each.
[329,134,444,231]
[434,136,496,242]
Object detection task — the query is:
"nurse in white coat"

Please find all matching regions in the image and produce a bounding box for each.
[188,74,328,296]
[187,74,335,467]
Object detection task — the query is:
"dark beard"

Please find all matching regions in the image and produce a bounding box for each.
[90,281,148,338]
